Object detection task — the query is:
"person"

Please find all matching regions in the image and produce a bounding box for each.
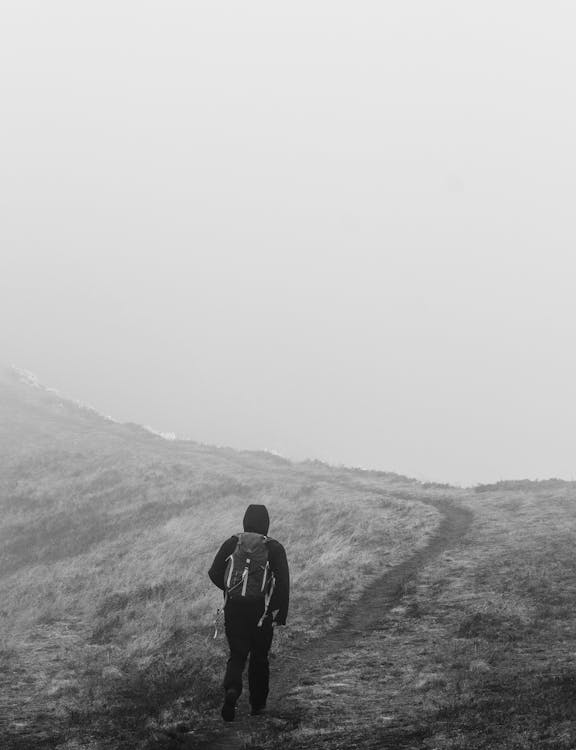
[208,504,290,721]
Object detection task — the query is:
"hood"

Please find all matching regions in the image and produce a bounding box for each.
[243,504,270,535]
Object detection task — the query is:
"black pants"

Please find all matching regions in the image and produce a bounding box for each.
[223,600,274,708]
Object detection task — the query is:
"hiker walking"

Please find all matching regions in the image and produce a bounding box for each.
[208,504,289,721]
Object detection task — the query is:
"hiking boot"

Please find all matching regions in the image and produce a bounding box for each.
[250,704,266,716]
[221,688,238,722]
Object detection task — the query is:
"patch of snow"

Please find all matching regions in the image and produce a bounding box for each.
[12,366,42,388]
[9,365,193,445]
[10,365,119,422]
[262,448,287,458]
[143,425,178,441]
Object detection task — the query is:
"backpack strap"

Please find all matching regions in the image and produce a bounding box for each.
[257,570,276,628]
[223,534,242,606]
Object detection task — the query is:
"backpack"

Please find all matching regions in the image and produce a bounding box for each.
[224,532,275,604]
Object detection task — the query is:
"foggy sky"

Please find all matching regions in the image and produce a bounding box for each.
[1,1,575,485]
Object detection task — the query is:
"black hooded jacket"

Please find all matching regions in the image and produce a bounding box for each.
[208,504,290,625]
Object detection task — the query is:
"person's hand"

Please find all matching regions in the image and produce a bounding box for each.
[272,614,287,627]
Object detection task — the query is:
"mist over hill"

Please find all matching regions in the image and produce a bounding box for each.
[3,365,576,750]
[0,364,449,748]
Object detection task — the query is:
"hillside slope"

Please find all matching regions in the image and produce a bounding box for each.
[0,366,448,749]
[257,480,576,750]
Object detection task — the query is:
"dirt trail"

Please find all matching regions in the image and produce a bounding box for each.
[188,498,472,750]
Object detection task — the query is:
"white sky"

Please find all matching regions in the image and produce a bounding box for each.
[1,1,575,485]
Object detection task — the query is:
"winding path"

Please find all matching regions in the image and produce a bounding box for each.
[170,496,472,749]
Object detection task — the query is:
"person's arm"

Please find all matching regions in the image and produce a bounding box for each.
[268,541,289,625]
[208,537,237,591]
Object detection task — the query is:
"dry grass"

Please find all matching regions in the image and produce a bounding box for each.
[0,368,441,748]
[251,483,576,749]
[6,369,575,750]
[0,471,438,749]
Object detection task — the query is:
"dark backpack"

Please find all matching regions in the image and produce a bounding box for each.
[224,532,275,602]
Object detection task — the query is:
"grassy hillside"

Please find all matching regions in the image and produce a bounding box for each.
[239,481,576,750]
[7,367,572,749]
[0,367,442,749]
